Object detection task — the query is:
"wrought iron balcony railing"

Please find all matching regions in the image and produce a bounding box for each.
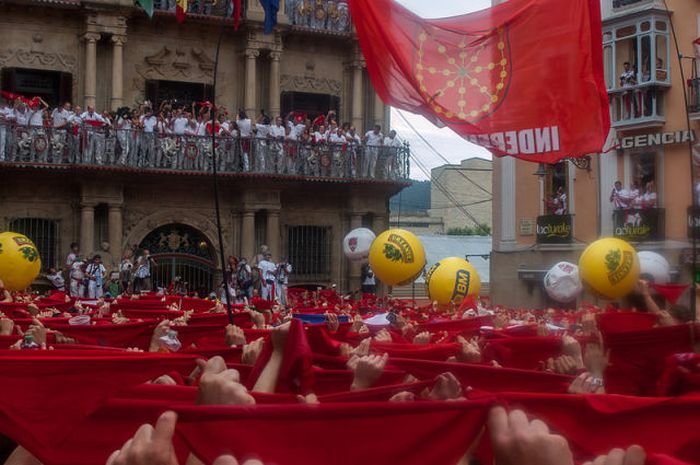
[608,84,665,128]
[0,123,409,181]
[153,0,240,19]
[286,0,352,34]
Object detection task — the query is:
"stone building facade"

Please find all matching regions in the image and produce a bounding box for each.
[0,0,406,293]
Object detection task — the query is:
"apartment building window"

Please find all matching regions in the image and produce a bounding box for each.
[287,225,331,280]
[7,218,59,269]
[603,17,670,91]
[631,152,658,206]
[543,162,569,215]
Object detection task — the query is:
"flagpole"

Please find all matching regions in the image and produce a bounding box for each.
[210,17,234,325]
[662,0,697,323]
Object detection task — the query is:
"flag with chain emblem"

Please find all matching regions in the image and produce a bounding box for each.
[348,0,609,164]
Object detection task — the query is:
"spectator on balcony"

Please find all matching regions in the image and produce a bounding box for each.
[328,126,346,177]
[237,110,252,172]
[610,180,631,210]
[642,181,657,209]
[115,107,133,165]
[314,124,328,143]
[51,102,72,129]
[172,108,189,136]
[140,106,158,167]
[81,106,108,164]
[383,129,401,179]
[270,116,286,174]
[363,124,383,179]
[620,62,639,118]
[254,111,271,172]
[0,97,13,161]
[629,181,642,209]
[552,186,567,215]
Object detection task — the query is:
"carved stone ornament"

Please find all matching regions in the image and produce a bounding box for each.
[133,46,216,91]
[0,48,77,72]
[280,74,341,95]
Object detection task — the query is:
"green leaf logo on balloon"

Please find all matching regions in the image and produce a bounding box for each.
[383,243,403,262]
[19,246,39,263]
[605,249,621,273]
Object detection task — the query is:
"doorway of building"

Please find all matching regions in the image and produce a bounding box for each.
[138,223,215,296]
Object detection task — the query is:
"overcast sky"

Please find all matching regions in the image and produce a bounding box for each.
[391,0,493,180]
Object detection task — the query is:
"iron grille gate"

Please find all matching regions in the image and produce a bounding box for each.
[7,218,59,269]
[150,254,214,297]
[286,225,332,282]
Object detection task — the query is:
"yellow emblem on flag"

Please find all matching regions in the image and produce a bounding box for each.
[414,26,510,124]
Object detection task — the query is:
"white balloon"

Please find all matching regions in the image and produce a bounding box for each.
[637,251,670,285]
[544,261,583,303]
[343,228,376,263]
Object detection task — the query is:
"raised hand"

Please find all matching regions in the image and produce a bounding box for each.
[373,328,392,343]
[106,411,179,465]
[241,337,265,366]
[582,445,646,465]
[428,372,465,401]
[412,331,431,345]
[488,406,574,465]
[225,324,246,346]
[350,353,388,390]
[325,312,339,333]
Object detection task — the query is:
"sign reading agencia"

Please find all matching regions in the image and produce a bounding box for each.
[619,130,695,150]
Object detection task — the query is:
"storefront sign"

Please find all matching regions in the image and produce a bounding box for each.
[519,219,535,236]
[687,206,700,239]
[613,208,665,242]
[620,130,695,149]
[536,214,573,244]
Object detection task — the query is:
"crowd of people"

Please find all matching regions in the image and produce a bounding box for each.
[610,180,658,210]
[0,262,698,464]
[0,95,407,180]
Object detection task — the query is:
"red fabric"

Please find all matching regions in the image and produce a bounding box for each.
[597,311,657,334]
[45,320,157,349]
[349,0,609,163]
[0,351,196,454]
[651,283,689,305]
[602,325,696,395]
[482,336,562,370]
[176,401,489,465]
[657,353,700,396]
[232,0,241,30]
[245,319,314,394]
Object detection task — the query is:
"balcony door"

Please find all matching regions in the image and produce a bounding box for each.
[281,91,340,122]
[145,79,214,109]
[1,67,72,107]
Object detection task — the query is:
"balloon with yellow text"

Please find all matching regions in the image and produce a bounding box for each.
[579,238,639,299]
[0,232,42,291]
[368,229,425,286]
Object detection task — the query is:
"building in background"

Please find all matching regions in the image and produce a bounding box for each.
[0,0,408,294]
[429,157,492,234]
[490,0,699,307]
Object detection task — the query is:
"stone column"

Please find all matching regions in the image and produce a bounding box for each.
[347,212,364,293]
[269,50,282,118]
[241,209,256,262]
[351,62,364,132]
[244,48,260,116]
[497,157,517,251]
[373,93,384,129]
[107,205,123,265]
[266,210,280,261]
[83,32,100,109]
[231,210,241,257]
[80,203,95,257]
[110,35,126,110]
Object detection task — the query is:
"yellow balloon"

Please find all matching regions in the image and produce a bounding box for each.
[0,232,42,291]
[368,229,426,286]
[579,237,639,299]
[426,257,481,305]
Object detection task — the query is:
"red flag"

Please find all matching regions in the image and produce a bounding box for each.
[176,0,187,23]
[348,0,610,164]
[232,0,241,31]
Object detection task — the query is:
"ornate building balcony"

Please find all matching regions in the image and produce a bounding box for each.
[0,123,409,182]
[609,84,666,129]
[152,0,243,20]
[285,0,352,35]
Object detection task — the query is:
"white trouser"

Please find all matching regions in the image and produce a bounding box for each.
[364,146,379,178]
[88,280,103,299]
[275,283,287,305]
[0,126,6,161]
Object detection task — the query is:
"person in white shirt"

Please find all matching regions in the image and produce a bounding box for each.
[52,102,72,129]
[237,111,252,172]
[0,98,14,161]
[13,102,32,126]
[345,126,361,178]
[81,106,107,164]
[269,116,286,174]
[313,124,328,144]
[642,181,657,209]
[86,255,107,299]
[629,182,642,209]
[363,124,383,179]
[115,107,133,165]
[328,128,346,177]
[172,109,189,135]
[275,259,293,305]
[609,181,630,210]
[69,260,85,298]
[140,107,157,167]
[45,267,66,292]
[254,113,271,173]
[257,252,278,301]
[382,129,402,179]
